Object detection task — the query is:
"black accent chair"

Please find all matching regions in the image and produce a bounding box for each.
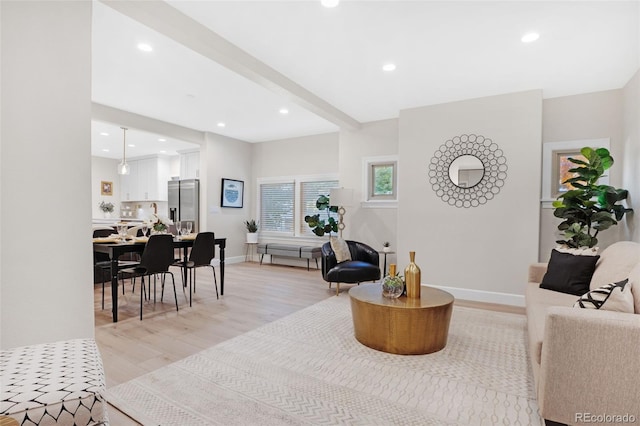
[118,234,179,320]
[173,232,218,307]
[321,240,381,295]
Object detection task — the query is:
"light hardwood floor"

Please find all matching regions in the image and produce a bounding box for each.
[94,261,524,424]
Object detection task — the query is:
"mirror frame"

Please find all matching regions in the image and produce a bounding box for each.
[428,134,508,208]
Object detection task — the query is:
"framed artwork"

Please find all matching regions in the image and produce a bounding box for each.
[101,181,113,196]
[221,178,244,208]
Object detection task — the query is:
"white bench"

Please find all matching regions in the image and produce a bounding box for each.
[1,338,108,425]
[257,243,321,271]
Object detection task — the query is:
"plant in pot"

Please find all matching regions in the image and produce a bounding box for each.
[304,194,338,236]
[98,201,114,218]
[552,147,633,252]
[245,219,259,243]
[382,241,391,253]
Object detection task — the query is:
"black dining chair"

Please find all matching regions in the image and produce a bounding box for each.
[118,234,179,320]
[173,232,218,307]
[93,228,140,310]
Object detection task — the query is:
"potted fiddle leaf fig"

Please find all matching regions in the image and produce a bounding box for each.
[552,147,632,249]
[304,194,338,236]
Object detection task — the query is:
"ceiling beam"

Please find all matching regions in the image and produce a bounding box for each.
[92,103,206,145]
[99,0,361,131]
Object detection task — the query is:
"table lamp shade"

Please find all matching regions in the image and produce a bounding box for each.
[329,188,353,207]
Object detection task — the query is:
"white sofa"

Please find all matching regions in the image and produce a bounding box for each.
[526,241,640,425]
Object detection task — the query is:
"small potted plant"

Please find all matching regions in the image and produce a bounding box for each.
[245,219,259,243]
[382,241,391,253]
[98,201,114,218]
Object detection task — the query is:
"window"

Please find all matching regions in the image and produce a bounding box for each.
[371,164,395,197]
[362,155,398,207]
[260,181,294,233]
[541,138,610,207]
[552,149,586,196]
[300,180,339,236]
[258,176,338,237]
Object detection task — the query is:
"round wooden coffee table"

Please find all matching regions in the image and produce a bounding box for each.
[349,283,454,355]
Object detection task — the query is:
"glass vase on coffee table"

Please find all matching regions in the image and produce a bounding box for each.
[381,263,404,298]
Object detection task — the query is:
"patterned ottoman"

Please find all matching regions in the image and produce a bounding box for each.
[0,338,108,425]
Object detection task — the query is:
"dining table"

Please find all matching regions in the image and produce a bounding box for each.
[93,236,226,322]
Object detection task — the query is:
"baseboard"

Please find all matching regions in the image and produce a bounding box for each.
[428,284,525,307]
[224,255,247,265]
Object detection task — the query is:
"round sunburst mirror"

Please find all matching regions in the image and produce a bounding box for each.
[428,134,508,208]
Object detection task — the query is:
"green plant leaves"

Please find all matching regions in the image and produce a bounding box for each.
[305,195,339,236]
[553,146,631,248]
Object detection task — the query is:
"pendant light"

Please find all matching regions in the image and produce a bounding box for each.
[117,127,130,175]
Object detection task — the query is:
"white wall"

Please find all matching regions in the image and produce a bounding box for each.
[252,132,339,180]
[540,89,626,260]
[248,132,339,266]
[1,1,94,348]
[623,69,640,242]
[203,132,253,260]
[398,91,542,303]
[339,119,399,258]
[91,156,120,218]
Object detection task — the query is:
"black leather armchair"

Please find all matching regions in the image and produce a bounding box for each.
[321,240,381,295]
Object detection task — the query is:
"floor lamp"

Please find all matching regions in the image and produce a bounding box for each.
[329,188,354,238]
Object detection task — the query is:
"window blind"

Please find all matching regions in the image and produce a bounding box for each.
[260,182,295,233]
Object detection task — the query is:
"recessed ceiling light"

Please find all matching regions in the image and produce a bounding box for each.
[217,122,226,128]
[128,144,135,148]
[382,63,396,72]
[100,132,109,136]
[521,33,540,43]
[159,150,167,154]
[158,138,166,142]
[137,43,153,52]
[102,149,109,152]
[279,108,289,115]
[321,0,339,8]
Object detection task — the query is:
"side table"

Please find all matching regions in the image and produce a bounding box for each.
[378,250,395,275]
[245,242,258,262]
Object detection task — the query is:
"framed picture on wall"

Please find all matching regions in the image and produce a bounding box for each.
[101,181,113,196]
[221,178,244,208]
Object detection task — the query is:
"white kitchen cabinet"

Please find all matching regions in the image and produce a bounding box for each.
[179,150,200,179]
[119,161,138,201]
[119,156,170,202]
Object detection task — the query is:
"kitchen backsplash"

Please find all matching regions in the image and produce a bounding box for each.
[119,201,168,220]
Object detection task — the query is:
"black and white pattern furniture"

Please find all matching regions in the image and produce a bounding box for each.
[1,338,108,425]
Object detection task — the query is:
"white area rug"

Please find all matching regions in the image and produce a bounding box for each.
[107,295,541,425]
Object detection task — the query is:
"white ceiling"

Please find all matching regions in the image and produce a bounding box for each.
[91,121,199,159]
[91,0,639,158]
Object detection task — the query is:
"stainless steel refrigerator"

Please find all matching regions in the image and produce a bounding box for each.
[168,179,200,232]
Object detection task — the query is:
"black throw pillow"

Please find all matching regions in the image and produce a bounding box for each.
[540,249,600,296]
